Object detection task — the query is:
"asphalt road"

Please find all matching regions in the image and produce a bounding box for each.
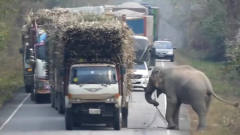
[0,61,190,135]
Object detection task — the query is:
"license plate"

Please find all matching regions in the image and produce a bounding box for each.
[89,108,101,115]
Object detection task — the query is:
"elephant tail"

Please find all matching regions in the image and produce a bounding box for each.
[210,90,239,108]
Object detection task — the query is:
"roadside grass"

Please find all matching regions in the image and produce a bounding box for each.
[0,72,22,108]
[0,51,23,108]
[175,49,240,135]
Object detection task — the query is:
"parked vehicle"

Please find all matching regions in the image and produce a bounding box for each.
[111,2,157,44]
[20,24,51,102]
[153,40,175,62]
[20,25,34,93]
[130,61,149,91]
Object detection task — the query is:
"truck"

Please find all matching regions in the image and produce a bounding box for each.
[110,2,160,43]
[20,25,34,93]
[20,23,50,103]
[110,2,159,67]
[28,9,134,130]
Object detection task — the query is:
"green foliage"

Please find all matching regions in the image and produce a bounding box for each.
[225,30,240,75]
[0,72,22,107]
[197,0,227,60]
[0,22,8,50]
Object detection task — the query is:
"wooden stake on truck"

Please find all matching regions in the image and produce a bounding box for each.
[28,8,134,130]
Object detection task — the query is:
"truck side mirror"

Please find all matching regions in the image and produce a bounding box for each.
[19,48,24,54]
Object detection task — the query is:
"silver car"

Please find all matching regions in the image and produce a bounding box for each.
[153,41,175,62]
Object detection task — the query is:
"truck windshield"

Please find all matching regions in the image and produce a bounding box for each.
[71,66,117,84]
[36,45,46,60]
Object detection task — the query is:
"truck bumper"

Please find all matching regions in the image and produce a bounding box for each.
[70,103,117,124]
[36,89,51,95]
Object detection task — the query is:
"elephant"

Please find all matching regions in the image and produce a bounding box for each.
[145,65,239,130]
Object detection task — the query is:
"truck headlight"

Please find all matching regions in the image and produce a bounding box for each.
[26,68,33,72]
[106,94,120,103]
[106,97,115,102]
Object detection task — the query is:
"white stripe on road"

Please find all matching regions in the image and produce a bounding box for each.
[0,94,30,131]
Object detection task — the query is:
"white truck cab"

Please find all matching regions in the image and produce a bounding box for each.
[65,63,123,130]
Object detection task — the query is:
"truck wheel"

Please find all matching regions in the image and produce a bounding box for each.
[170,56,174,62]
[25,85,33,93]
[122,107,128,128]
[65,109,73,130]
[58,95,65,114]
[51,93,55,108]
[113,108,122,130]
[35,94,40,103]
[30,92,35,101]
[58,94,65,114]
[54,93,58,110]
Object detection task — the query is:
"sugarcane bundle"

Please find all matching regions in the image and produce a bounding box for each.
[26,8,134,91]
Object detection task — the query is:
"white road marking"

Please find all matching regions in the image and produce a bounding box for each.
[0,94,30,131]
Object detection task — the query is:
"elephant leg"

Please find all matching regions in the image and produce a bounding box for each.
[173,102,181,129]
[205,95,212,113]
[191,102,207,130]
[166,98,178,129]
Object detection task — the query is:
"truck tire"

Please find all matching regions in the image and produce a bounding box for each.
[122,107,128,128]
[51,92,55,108]
[25,85,33,93]
[113,108,122,130]
[57,93,65,114]
[35,94,40,103]
[54,93,58,110]
[170,56,174,62]
[30,92,35,101]
[65,109,73,130]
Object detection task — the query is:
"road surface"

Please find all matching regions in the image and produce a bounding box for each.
[0,61,190,135]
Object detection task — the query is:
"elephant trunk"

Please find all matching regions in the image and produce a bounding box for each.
[144,81,159,106]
